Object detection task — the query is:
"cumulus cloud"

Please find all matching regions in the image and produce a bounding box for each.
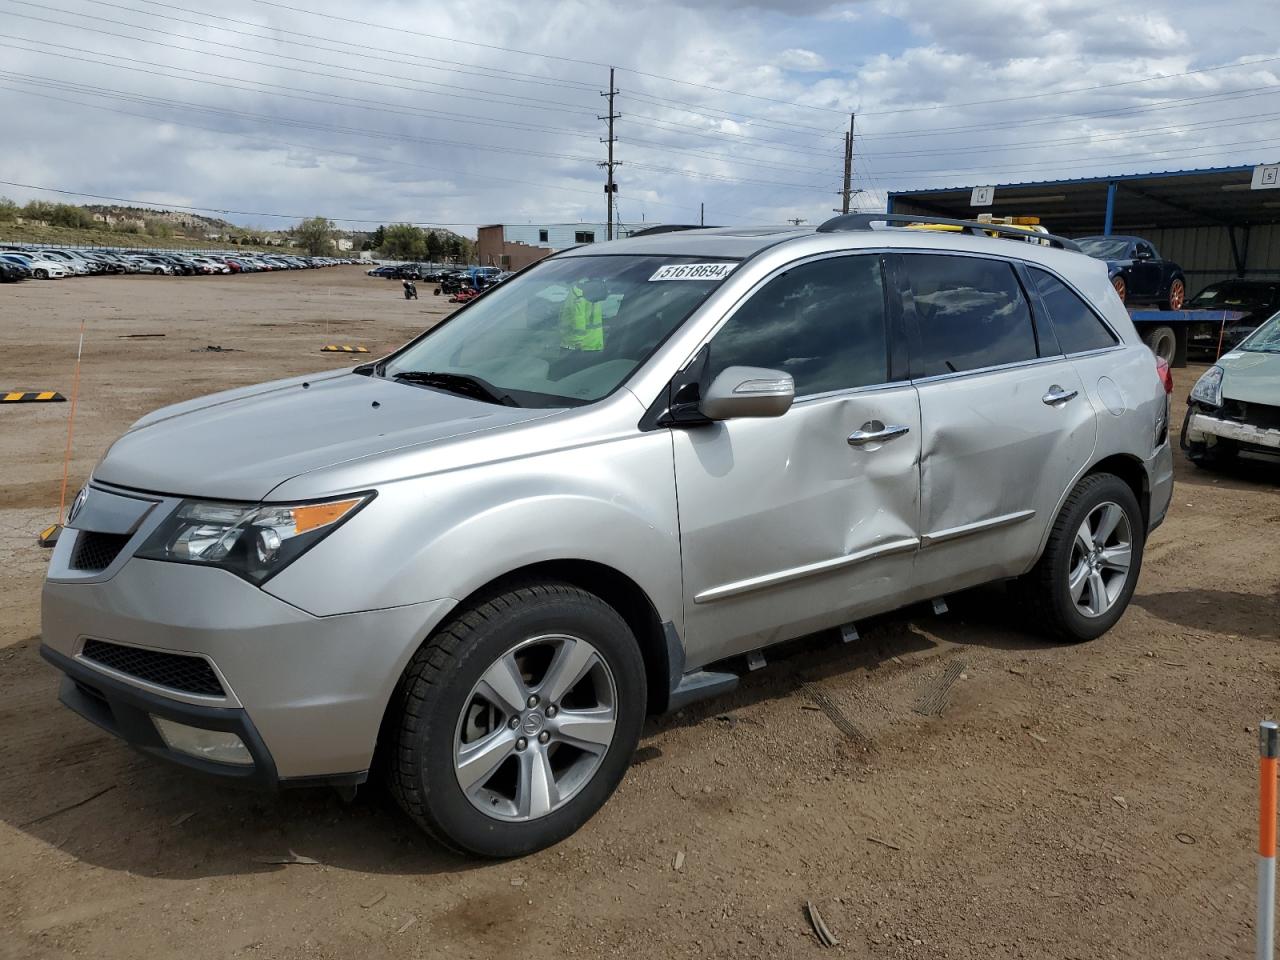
[0,0,1275,233]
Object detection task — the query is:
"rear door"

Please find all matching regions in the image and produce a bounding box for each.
[894,252,1097,597]
[672,253,921,668]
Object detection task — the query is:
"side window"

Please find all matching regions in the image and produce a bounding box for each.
[1135,242,1155,260]
[1028,268,1118,354]
[706,256,888,396]
[902,254,1038,376]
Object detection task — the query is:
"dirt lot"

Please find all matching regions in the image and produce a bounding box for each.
[1,267,1278,960]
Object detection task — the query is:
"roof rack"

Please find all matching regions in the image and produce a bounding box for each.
[625,224,710,237]
[815,213,1080,252]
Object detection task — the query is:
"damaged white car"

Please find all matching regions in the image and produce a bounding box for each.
[1184,309,1280,466]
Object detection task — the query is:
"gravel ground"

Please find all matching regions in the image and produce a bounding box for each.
[1,267,1277,960]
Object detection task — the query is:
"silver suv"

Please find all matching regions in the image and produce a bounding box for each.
[41,215,1174,857]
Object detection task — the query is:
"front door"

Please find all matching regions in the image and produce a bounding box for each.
[893,252,1098,596]
[672,253,922,669]
[1128,242,1161,300]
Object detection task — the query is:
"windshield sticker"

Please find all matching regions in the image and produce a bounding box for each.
[648,262,737,282]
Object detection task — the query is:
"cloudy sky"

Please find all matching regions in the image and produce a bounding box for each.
[1,0,1278,236]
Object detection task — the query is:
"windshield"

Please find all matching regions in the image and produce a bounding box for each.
[1188,282,1277,310]
[1075,237,1132,259]
[382,254,736,407]
[1239,311,1280,353]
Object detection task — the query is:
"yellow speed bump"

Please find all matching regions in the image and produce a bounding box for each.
[2,391,66,403]
[321,345,369,354]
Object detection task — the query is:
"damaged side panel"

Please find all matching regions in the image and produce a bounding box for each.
[673,386,922,669]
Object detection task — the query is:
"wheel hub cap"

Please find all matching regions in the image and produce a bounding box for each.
[453,633,618,823]
[1068,501,1133,618]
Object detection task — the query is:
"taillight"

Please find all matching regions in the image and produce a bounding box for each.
[1155,356,1174,395]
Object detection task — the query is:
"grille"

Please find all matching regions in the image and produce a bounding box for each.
[1222,399,1280,431]
[81,639,225,697]
[70,531,132,572]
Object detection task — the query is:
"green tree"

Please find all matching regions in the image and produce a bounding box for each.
[0,197,17,222]
[365,225,385,251]
[145,219,174,239]
[294,215,336,255]
[424,230,444,262]
[379,223,426,260]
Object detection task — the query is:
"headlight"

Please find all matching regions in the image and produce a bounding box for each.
[136,494,370,584]
[1189,365,1224,407]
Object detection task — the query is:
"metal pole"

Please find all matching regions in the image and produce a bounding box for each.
[1103,181,1118,236]
[600,67,619,241]
[1261,721,1278,960]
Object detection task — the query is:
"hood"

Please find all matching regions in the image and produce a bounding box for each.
[1218,348,1280,405]
[94,370,558,501]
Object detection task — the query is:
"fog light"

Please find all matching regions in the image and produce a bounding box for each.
[151,716,253,766]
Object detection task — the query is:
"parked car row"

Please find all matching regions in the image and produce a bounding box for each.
[0,244,360,281]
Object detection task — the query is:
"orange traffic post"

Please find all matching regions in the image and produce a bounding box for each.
[1261,721,1278,960]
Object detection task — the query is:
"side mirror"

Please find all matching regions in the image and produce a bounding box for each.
[699,366,795,421]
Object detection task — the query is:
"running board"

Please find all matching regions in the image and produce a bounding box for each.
[667,669,740,712]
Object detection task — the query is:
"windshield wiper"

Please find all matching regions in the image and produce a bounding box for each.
[392,370,518,406]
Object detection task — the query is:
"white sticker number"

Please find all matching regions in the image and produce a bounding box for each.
[648,262,737,282]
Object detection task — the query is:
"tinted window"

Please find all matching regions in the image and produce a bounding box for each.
[903,254,1037,376]
[1029,268,1117,354]
[707,256,888,396]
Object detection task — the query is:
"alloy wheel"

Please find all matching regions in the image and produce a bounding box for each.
[1068,501,1132,618]
[453,634,617,822]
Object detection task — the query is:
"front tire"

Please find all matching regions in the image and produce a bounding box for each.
[1164,277,1186,311]
[1111,275,1127,303]
[1013,473,1144,643]
[387,582,646,858]
[35,269,48,279]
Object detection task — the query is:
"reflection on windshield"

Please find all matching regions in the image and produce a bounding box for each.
[384,255,735,407]
[1240,311,1280,353]
[1189,284,1277,309]
[1075,237,1132,259]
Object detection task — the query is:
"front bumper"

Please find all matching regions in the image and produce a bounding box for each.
[1187,412,1280,451]
[42,556,457,782]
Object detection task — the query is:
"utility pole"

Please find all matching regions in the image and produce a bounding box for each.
[699,202,704,227]
[599,67,621,241]
[840,112,855,214]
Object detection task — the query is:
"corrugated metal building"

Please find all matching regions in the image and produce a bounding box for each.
[887,164,1280,291]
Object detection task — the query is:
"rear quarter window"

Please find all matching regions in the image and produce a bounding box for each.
[1028,268,1118,354]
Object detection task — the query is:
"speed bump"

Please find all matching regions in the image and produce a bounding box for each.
[321,345,369,354]
[2,391,66,403]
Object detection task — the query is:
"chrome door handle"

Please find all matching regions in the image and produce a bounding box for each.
[847,423,911,447]
[1041,386,1079,406]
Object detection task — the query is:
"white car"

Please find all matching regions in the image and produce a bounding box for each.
[0,253,68,279]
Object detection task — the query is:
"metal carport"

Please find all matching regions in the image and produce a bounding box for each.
[887,164,1280,292]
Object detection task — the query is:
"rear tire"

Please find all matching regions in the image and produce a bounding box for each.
[1012,473,1144,643]
[386,582,646,858]
[1143,325,1177,364]
[1164,277,1186,311]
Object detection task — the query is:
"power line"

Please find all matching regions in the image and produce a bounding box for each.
[0,177,488,224]
[0,37,594,137]
[239,0,852,116]
[857,54,1280,117]
[0,7,601,117]
[855,83,1280,139]
[0,78,753,219]
[79,0,601,93]
[860,110,1280,159]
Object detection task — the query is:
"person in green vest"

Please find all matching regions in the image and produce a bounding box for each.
[559,279,607,352]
